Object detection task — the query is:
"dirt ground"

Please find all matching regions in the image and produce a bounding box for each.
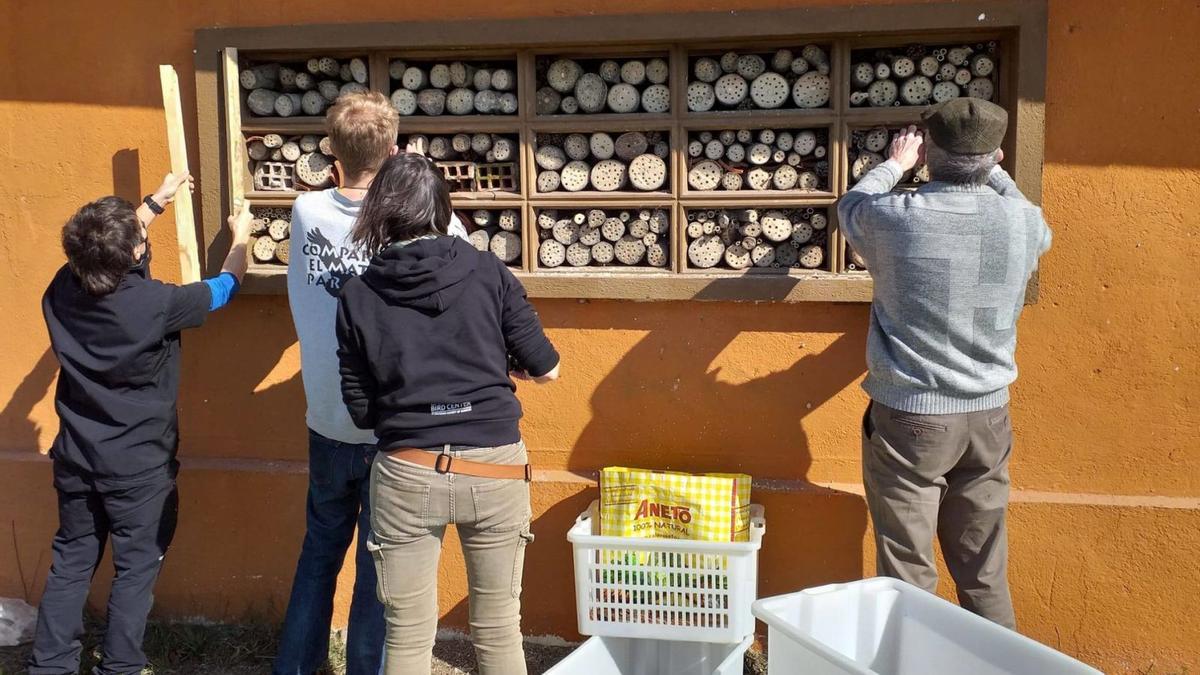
[0,623,767,674]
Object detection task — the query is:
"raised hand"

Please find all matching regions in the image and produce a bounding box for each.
[889,125,924,172]
[151,172,194,206]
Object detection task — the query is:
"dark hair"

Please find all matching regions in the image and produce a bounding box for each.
[61,196,141,295]
[351,154,451,253]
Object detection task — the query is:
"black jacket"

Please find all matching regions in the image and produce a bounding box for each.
[42,254,211,484]
[335,236,558,450]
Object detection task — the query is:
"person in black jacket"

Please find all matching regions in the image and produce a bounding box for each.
[335,154,559,675]
[31,175,253,675]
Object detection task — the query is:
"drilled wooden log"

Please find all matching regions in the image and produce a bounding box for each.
[628,154,667,191]
[446,89,475,115]
[751,243,776,267]
[746,167,772,191]
[602,218,626,242]
[724,244,752,270]
[614,235,647,265]
[490,231,521,264]
[252,237,277,263]
[537,210,558,229]
[539,239,566,268]
[686,82,715,112]
[247,89,280,116]
[536,170,561,193]
[579,226,602,246]
[552,219,581,245]
[760,211,793,242]
[798,244,824,269]
[714,74,748,107]
[468,229,491,252]
[589,133,615,160]
[688,160,722,191]
[240,64,280,90]
[792,72,831,108]
[791,220,814,244]
[590,160,626,192]
[591,240,615,264]
[497,209,519,232]
[563,134,590,161]
[296,152,334,188]
[560,161,590,192]
[688,235,725,269]
[535,145,567,171]
[565,242,592,267]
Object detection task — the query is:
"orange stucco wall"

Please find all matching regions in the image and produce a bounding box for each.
[1,1,1197,673]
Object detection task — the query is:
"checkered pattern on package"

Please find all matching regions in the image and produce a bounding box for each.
[599,467,752,542]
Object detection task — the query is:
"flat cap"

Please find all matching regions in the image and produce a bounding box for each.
[921,97,1008,154]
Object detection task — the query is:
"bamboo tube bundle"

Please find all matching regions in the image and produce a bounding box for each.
[850,42,999,106]
[538,54,670,114]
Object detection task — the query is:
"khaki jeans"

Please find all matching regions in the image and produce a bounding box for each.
[368,442,533,675]
[862,401,1016,629]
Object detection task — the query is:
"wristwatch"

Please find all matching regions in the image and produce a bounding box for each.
[143,195,165,215]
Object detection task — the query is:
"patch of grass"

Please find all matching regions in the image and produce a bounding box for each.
[0,617,349,675]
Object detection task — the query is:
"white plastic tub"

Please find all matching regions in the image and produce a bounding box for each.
[752,577,1102,675]
[568,500,765,643]
[545,635,753,675]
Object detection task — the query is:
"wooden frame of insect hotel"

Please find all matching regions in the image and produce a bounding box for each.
[195,1,1047,301]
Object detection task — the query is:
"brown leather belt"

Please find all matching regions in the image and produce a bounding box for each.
[386,449,532,482]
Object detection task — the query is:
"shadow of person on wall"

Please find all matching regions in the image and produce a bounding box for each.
[0,348,59,456]
[521,277,871,644]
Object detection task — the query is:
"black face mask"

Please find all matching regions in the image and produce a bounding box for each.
[130,242,151,276]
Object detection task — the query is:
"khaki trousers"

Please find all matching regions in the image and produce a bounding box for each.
[368,442,533,675]
[862,401,1017,629]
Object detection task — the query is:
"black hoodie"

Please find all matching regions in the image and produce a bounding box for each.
[42,250,211,486]
[335,236,558,450]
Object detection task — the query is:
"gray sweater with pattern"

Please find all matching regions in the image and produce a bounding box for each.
[839,160,1052,414]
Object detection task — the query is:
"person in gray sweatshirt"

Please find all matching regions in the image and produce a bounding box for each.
[838,98,1051,629]
[275,92,466,675]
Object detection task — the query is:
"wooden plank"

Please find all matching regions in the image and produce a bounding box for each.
[159,65,202,284]
[516,270,872,303]
[222,48,247,212]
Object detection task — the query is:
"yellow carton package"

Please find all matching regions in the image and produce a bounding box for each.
[599,467,752,542]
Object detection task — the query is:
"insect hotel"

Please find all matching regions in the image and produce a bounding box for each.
[196,7,1042,301]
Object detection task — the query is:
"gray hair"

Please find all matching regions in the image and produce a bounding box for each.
[925,140,1000,185]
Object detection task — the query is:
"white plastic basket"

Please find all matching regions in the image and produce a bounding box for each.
[752,577,1103,675]
[568,500,765,644]
[545,635,753,675]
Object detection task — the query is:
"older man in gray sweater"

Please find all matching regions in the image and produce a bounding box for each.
[838,98,1051,629]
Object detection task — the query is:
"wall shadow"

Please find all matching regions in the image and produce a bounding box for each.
[0,348,58,455]
[522,279,872,642]
[111,149,141,203]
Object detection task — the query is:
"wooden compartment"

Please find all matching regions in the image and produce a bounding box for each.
[532,206,672,271]
[848,40,1000,109]
[399,131,523,198]
[682,125,832,196]
[458,206,524,268]
[242,131,336,198]
[534,50,672,117]
[386,54,520,118]
[248,204,294,269]
[531,130,670,198]
[238,53,370,120]
[685,43,834,114]
[681,206,831,273]
[845,124,929,189]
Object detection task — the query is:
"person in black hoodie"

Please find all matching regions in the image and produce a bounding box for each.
[335,154,559,675]
[32,174,254,675]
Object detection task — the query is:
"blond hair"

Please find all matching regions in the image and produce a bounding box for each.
[325,91,399,180]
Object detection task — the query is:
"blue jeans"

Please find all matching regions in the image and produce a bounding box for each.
[273,430,385,675]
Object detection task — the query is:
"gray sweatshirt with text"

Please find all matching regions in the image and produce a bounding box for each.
[838,160,1051,414]
[287,188,468,443]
